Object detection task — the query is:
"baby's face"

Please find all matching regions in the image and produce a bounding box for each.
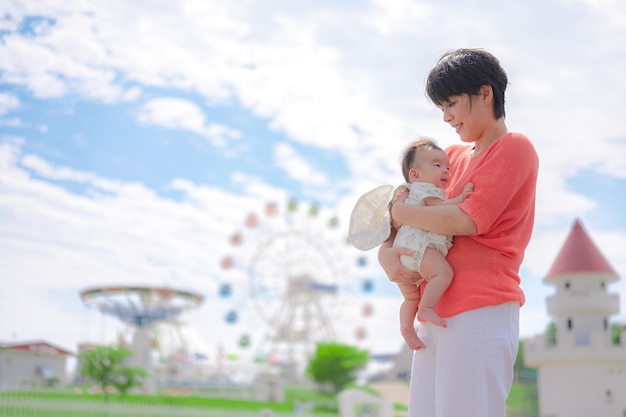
[410,148,451,189]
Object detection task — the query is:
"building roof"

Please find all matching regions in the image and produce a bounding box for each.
[0,340,74,356]
[545,218,618,282]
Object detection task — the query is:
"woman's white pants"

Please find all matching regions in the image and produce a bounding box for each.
[408,302,520,417]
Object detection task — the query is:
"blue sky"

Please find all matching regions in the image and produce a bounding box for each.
[1,0,626,372]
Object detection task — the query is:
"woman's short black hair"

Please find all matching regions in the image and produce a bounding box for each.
[426,48,508,119]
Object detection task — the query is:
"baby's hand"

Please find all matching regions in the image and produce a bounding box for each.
[461,183,474,199]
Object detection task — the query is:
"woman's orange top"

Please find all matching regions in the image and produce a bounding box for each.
[434,132,539,318]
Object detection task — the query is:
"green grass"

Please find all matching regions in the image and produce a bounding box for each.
[506,383,539,416]
[0,382,537,417]
[0,386,340,417]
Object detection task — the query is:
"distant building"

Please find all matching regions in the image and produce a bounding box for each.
[525,219,626,417]
[374,346,412,382]
[0,340,74,390]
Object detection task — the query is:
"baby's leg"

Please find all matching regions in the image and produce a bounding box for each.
[397,283,425,350]
[418,248,454,327]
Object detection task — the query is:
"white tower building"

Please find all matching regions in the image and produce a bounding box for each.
[525,219,626,417]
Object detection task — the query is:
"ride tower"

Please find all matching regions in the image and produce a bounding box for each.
[80,286,203,392]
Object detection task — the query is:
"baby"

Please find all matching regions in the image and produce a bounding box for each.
[349,138,473,350]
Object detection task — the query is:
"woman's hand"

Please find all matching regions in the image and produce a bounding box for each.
[378,242,422,285]
[389,188,409,230]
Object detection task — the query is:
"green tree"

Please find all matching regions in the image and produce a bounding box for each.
[546,321,557,346]
[514,339,526,374]
[611,323,626,345]
[305,342,369,394]
[514,340,537,384]
[79,344,149,397]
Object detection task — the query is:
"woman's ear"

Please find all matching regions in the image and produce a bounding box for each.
[480,85,493,103]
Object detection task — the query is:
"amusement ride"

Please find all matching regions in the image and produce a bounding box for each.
[218,198,374,376]
[80,286,203,391]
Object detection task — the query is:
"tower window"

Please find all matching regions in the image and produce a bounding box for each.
[565,282,570,289]
[567,319,572,330]
[604,318,608,330]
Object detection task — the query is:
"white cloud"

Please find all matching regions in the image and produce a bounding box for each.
[0,92,19,115]
[136,97,241,147]
[1,0,624,202]
[273,142,328,186]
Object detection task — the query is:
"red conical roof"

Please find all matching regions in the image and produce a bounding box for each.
[545,218,617,281]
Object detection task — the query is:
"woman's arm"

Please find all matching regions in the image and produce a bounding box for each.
[377,230,422,285]
[391,202,477,236]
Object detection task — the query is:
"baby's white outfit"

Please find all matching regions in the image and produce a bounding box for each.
[393,182,452,274]
[349,182,452,275]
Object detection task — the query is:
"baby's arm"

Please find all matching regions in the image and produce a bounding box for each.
[423,183,474,206]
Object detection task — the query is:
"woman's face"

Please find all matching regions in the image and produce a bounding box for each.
[440,93,475,143]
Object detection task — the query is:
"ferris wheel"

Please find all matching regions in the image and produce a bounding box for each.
[218,199,374,366]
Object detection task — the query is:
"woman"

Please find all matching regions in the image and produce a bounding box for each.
[378,48,538,417]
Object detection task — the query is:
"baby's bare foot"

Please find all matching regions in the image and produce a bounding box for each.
[418,307,448,328]
[401,325,426,350]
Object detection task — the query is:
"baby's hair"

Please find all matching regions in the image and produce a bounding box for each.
[401,137,443,182]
